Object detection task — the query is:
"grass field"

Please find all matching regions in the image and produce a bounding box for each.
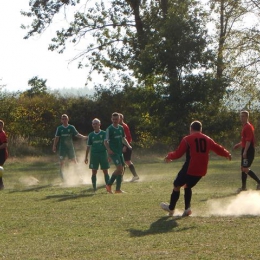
[1,152,260,259]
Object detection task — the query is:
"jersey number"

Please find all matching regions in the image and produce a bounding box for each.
[195,138,206,153]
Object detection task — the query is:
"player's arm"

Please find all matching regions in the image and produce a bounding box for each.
[0,142,7,149]
[76,133,88,140]
[52,136,59,153]
[233,142,241,150]
[122,137,132,150]
[85,146,91,164]
[211,140,231,160]
[164,138,187,162]
[242,141,251,159]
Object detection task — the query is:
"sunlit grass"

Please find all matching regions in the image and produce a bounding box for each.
[0,153,260,259]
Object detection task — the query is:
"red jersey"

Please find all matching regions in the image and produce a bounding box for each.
[166,132,230,176]
[241,122,255,148]
[122,122,132,144]
[0,130,8,160]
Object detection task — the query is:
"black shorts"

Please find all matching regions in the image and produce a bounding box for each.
[123,146,132,161]
[173,163,202,188]
[0,150,6,165]
[241,146,255,168]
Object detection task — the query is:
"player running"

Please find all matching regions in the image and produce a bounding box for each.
[160,120,231,217]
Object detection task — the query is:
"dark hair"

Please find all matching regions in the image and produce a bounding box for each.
[190,121,202,131]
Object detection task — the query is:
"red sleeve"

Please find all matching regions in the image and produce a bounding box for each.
[0,131,7,144]
[166,138,188,160]
[244,124,254,142]
[209,139,230,158]
[122,123,132,143]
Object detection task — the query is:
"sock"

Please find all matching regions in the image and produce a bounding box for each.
[0,177,3,185]
[91,175,97,190]
[242,172,247,189]
[104,174,110,184]
[116,175,122,191]
[169,190,180,210]
[59,168,64,179]
[184,188,192,210]
[129,164,138,177]
[108,174,116,185]
[248,170,260,184]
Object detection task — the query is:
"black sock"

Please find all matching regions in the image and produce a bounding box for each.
[248,170,260,184]
[184,188,192,210]
[129,164,138,177]
[242,172,247,189]
[169,190,180,210]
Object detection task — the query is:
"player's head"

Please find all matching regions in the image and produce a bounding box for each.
[119,113,124,124]
[240,110,249,123]
[111,112,120,125]
[92,118,101,130]
[61,114,69,124]
[190,121,202,133]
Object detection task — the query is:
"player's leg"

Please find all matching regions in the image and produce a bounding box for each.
[238,149,248,192]
[115,155,125,192]
[99,151,110,185]
[160,165,187,216]
[0,155,5,189]
[106,154,123,193]
[183,175,202,216]
[91,170,98,191]
[124,148,139,181]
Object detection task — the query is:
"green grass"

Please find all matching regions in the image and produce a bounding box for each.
[1,154,260,259]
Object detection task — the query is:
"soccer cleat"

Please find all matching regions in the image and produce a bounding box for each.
[115,190,125,194]
[182,208,192,217]
[130,176,139,182]
[106,185,113,194]
[256,184,260,190]
[237,187,247,193]
[160,202,174,216]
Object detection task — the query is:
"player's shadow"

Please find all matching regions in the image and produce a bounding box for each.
[44,192,95,202]
[8,185,52,193]
[128,216,191,237]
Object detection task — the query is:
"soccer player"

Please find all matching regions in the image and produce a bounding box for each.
[85,118,110,191]
[160,120,231,217]
[0,120,8,190]
[233,110,260,192]
[104,112,132,193]
[52,114,88,180]
[119,113,139,182]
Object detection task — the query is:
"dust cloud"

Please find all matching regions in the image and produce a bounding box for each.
[207,190,260,216]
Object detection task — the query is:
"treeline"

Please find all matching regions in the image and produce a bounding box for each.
[1,83,259,157]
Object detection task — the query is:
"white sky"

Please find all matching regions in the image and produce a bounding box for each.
[0,1,94,92]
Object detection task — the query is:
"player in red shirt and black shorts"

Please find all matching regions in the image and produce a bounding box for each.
[119,114,139,182]
[160,120,231,217]
[233,110,260,192]
[0,120,8,190]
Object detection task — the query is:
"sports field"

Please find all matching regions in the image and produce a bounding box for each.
[1,153,260,259]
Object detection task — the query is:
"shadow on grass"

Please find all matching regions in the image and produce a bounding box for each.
[44,190,95,202]
[128,216,193,237]
[8,185,53,193]
[200,192,237,202]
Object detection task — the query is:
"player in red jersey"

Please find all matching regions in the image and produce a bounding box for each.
[119,114,139,182]
[233,110,260,192]
[160,120,231,217]
[0,120,8,190]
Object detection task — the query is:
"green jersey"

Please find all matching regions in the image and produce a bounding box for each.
[87,130,107,153]
[105,124,125,154]
[55,124,78,150]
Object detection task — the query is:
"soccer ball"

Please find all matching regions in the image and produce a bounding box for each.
[0,166,3,177]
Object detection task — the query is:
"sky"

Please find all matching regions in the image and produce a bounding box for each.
[0,1,94,93]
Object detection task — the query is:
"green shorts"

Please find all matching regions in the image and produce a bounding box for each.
[59,148,76,160]
[110,153,125,166]
[89,151,110,170]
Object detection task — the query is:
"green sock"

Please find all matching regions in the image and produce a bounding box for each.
[91,175,97,190]
[108,174,116,185]
[116,175,122,191]
[104,174,110,184]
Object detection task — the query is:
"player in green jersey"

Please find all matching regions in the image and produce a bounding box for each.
[85,118,110,191]
[104,112,132,193]
[53,114,88,180]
